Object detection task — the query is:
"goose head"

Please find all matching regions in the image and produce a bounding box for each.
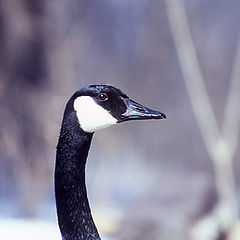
[65,84,166,133]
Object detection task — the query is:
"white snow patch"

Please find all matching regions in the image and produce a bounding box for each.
[0,219,61,240]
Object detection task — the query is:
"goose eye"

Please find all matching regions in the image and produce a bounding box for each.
[97,93,108,102]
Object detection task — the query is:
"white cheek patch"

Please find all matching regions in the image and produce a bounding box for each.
[73,96,118,132]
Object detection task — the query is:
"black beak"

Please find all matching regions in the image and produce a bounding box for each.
[118,98,166,123]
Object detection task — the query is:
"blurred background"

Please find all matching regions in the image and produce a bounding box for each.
[0,0,239,239]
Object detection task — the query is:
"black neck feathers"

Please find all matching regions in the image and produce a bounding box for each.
[55,111,101,240]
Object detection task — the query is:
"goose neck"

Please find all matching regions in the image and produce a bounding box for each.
[55,113,100,240]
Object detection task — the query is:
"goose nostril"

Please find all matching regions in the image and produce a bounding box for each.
[133,106,146,113]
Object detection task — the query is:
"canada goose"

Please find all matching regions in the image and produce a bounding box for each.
[55,84,166,240]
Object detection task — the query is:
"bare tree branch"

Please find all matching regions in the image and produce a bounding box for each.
[165,0,240,238]
[222,38,240,156]
[164,0,220,158]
